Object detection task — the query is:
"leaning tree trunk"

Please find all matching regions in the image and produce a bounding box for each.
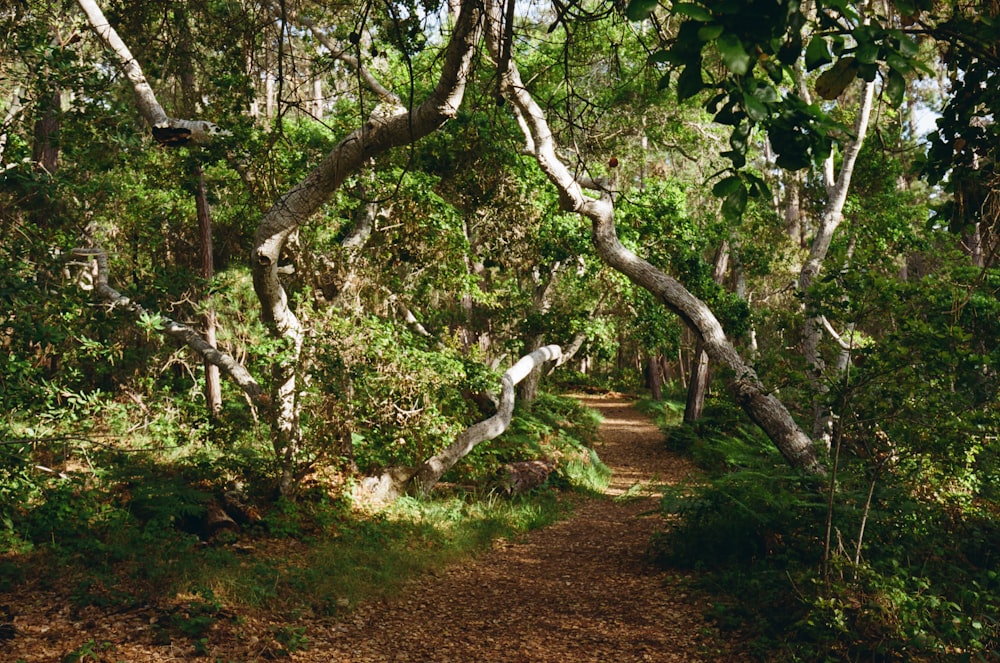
[72,248,267,402]
[487,8,823,475]
[410,345,563,497]
[76,0,226,145]
[77,0,484,496]
[250,4,482,496]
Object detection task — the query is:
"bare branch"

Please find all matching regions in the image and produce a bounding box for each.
[266,0,401,107]
[75,0,227,145]
[71,248,267,407]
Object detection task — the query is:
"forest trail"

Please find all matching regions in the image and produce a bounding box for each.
[302,394,745,662]
[4,395,747,662]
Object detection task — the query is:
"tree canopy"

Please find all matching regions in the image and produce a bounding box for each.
[1,0,999,658]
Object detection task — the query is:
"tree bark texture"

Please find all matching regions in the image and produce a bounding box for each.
[684,241,730,422]
[194,166,222,417]
[487,8,823,475]
[32,88,60,174]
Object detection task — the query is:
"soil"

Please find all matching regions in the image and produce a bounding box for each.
[2,394,748,662]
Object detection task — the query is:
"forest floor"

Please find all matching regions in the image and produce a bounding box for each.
[4,394,748,662]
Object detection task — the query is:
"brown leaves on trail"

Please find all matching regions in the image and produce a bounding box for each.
[3,395,747,662]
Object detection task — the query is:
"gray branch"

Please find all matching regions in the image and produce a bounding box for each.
[72,248,266,406]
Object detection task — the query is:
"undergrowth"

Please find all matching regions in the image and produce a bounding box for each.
[650,395,1000,662]
[0,389,600,654]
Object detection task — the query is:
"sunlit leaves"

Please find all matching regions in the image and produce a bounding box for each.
[815,56,858,99]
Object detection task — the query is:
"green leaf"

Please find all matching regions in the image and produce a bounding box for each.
[625,0,659,22]
[712,175,742,197]
[744,92,768,122]
[894,31,919,57]
[721,181,748,221]
[855,40,879,64]
[815,56,858,99]
[717,33,750,75]
[743,171,769,198]
[673,2,713,21]
[676,61,704,101]
[886,52,912,74]
[697,23,724,41]
[885,68,905,107]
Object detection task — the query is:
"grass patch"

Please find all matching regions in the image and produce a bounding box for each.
[635,397,684,429]
[180,488,570,617]
[557,447,612,495]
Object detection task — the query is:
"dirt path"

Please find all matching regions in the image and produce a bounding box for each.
[300,394,744,662]
[4,395,747,662]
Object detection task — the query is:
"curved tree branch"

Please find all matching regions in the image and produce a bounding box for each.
[71,248,267,406]
[75,0,227,145]
[485,4,823,475]
[409,344,563,497]
[252,2,482,495]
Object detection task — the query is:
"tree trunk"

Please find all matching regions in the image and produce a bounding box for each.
[785,172,804,248]
[410,345,562,497]
[76,0,484,496]
[798,79,875,442]
[648,353,663,401]
[73,248,267,404]
[683,348,709,422]
[548,330,587,375]
[517,335,545,405]
[488,13,823,474]
[684,241,729,422]
[194,166,222,417]
[251,3,482,495]
[76,0,226,145]
[32,88,60,174]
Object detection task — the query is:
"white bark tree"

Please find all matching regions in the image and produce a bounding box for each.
[797,76,875,441]
[357,344,564,504]
[76,0,227,145]
[486,5,824,475]
[75,0,484,495]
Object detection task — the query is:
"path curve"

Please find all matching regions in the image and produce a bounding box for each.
[303,394,744,662]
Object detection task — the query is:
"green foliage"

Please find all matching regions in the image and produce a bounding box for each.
[454,392,603,486]
[304,313,477,472]
[655,371,1000,660]
[665,398,781,474]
